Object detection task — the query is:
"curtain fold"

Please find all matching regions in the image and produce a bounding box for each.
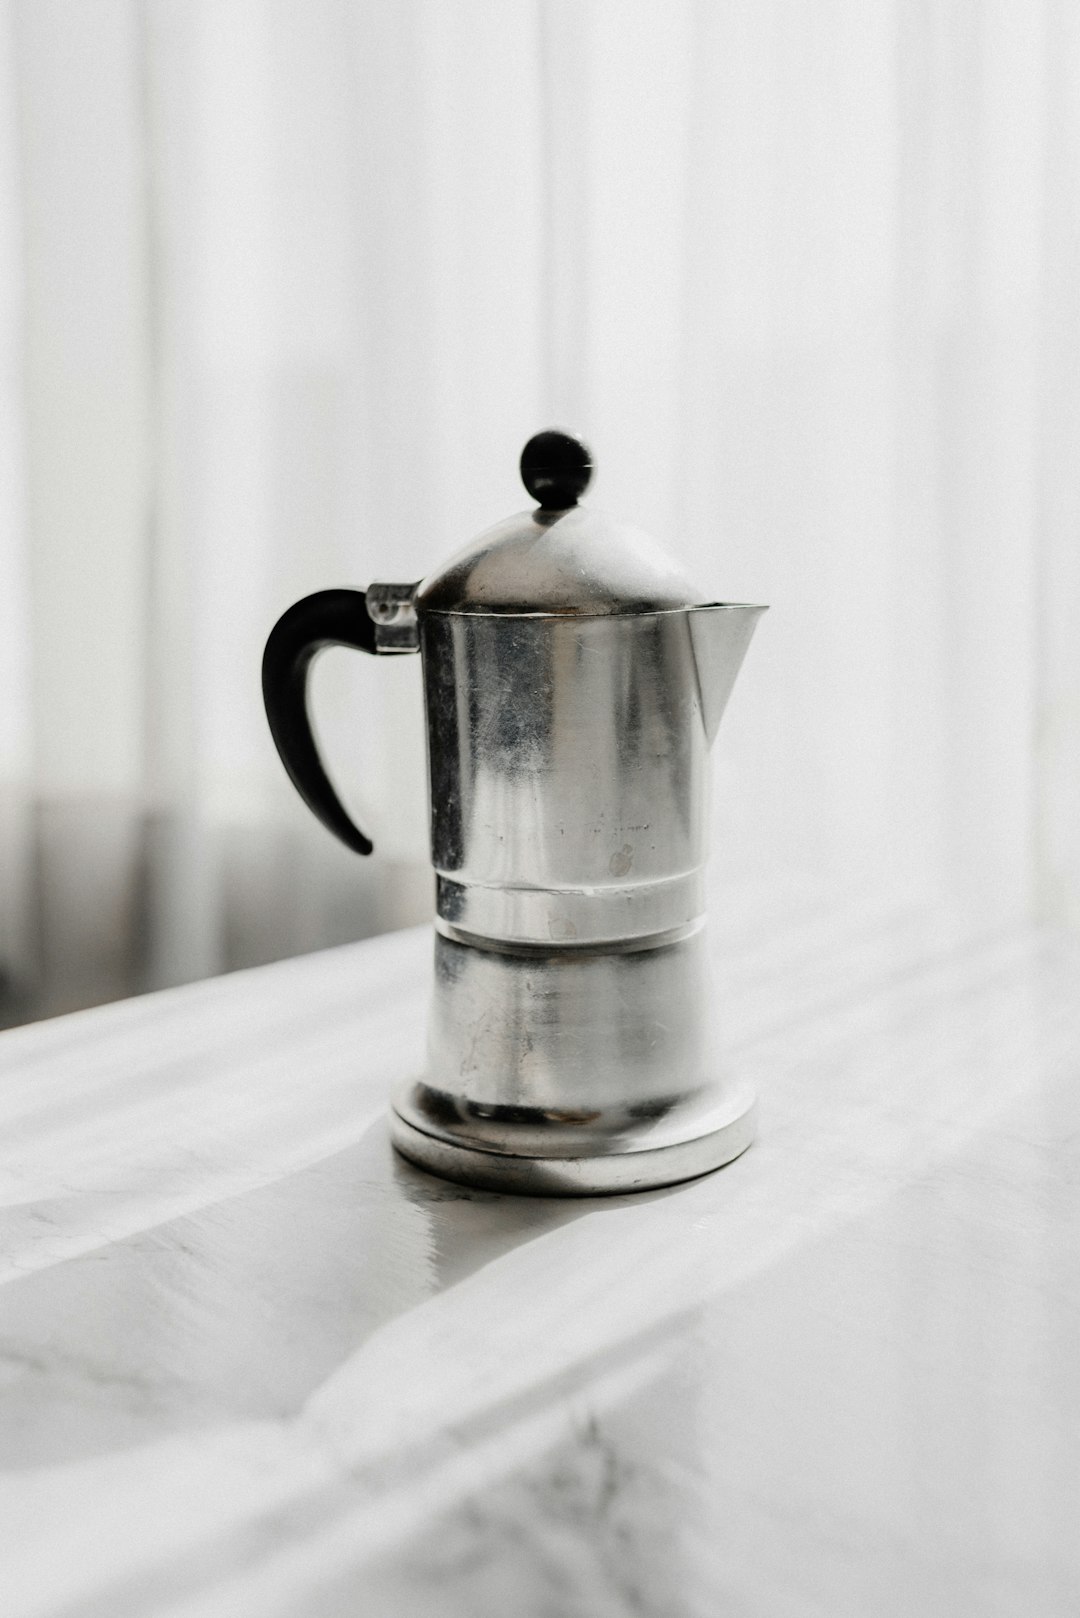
[0,0,1077,1025]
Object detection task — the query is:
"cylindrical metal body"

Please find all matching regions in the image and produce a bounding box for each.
[388,604,757,1195]
[421,609,709,948]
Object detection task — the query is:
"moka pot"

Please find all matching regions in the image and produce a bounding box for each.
[262,431,766,1194]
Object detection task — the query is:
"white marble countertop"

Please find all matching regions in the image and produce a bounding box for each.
[1,904,1079,1617]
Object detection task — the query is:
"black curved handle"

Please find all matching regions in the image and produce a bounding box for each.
[262,588,378,856]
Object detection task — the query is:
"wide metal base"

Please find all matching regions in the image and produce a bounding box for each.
[389,1083,756,1197]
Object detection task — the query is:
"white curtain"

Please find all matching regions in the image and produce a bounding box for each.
[1,0,1078,1023]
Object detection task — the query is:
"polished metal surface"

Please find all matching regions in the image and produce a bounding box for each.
[389,1091,757,1195]
[415,503,702,616]
[366,580,420,653]
[420,604,763,946]
[435,871,705,949]
[424,927,712,1124]
[389,928,756,1194]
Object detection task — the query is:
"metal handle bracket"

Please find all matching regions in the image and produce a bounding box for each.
[366,582,420,653]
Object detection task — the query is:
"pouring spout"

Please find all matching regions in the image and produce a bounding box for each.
[688,603,768,745]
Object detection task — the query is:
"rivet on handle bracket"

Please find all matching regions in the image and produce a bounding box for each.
[366,582,420,653]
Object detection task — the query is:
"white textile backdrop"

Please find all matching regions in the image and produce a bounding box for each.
[1,0,1078,1022]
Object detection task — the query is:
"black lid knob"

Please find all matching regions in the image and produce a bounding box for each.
[520,429,593,510]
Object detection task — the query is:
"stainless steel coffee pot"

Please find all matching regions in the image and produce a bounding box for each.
[263,431,766,1194]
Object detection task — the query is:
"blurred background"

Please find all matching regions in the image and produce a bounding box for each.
[0,0,1078,1027]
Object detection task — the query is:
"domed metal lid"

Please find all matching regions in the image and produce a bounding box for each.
[415,430,703,616]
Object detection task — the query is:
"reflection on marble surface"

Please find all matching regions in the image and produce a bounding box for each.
[1,906,1079,1616]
